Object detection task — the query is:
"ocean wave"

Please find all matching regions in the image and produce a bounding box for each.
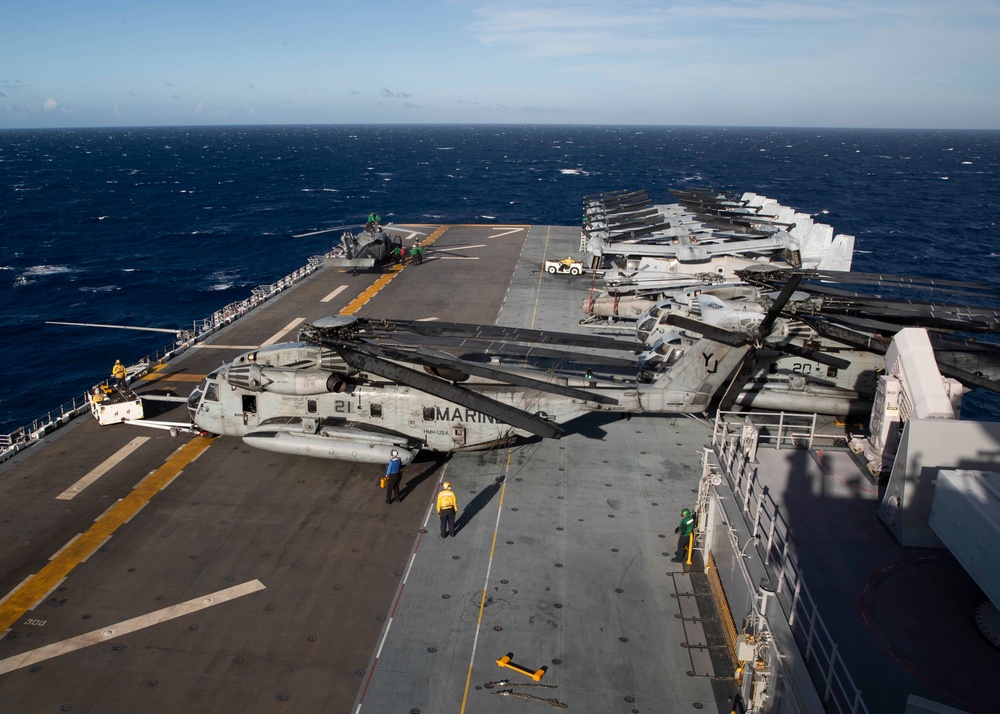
[559,169,589,176]
[23,264,74,276]
[80,285,121,293]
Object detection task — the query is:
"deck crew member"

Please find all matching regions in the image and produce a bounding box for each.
[112,359,128,389]
[436,481,458,538]
[674,508,695,563]
[384,449,403,504]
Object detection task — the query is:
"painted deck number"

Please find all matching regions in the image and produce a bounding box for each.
[24,619,47,626]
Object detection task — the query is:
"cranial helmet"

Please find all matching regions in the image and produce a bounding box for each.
[390,449,398,457]
[443,482,451,490]
[681,508,691,516]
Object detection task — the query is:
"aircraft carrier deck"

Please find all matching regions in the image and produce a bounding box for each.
[0,225,736,713]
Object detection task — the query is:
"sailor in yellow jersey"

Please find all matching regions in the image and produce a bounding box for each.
[112,359,128,389]
[436,481,458,538]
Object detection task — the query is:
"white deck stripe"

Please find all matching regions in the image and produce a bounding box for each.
[0,579,266,675]
[261,317,305,346]
[56,437,150,501]
[320,285,349,303]
[190,344,259,350]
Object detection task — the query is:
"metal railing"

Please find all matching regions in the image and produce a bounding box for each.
[712,410,849,451]
[1,252,332,464]
[709,412,868,714]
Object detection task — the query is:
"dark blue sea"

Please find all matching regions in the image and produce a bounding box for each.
[2,125,1000,434]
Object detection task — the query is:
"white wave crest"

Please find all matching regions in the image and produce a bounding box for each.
[23,264,73,276]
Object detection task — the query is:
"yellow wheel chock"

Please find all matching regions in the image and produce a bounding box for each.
[496,652,547,681]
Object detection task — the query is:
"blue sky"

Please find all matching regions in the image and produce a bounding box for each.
[3,0,999,129]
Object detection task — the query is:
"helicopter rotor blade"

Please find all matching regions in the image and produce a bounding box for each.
[368,344,619,405]
[757,273,804,340]
[936,361,1000,395]
[379,319,644,352]
[717,351,760,412]
[663,313,748,346]
[46,320,182,335]
[335,345,565,440]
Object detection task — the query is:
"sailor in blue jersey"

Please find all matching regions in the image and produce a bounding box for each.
[385,450,403,504]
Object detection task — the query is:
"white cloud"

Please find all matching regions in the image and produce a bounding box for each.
[43,98,58,111]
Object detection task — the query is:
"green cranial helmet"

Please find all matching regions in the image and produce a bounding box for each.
[681,508,691,517]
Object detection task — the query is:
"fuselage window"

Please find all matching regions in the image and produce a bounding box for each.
[242,394,257,414]
[371,403,383,418]
[422,406,435,421]
[307,399,317,414]
[204,382,220,402]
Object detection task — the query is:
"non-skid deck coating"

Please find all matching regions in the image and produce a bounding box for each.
[749,446,1000,714]
[0,225,732,713]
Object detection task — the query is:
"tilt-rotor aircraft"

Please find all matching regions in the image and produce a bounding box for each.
[170,315,751,465]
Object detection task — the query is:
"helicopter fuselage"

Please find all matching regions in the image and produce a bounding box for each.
[186,363,606,463]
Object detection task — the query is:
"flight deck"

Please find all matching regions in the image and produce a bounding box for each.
[0,225,733,713]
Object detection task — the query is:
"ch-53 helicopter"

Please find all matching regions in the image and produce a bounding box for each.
[97,268,1000,465]
[130,314,764,465]
[640,268,1000,415]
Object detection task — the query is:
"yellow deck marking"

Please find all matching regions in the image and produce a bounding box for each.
[0,579,265,675]
[460,449,512,713]
[0,436,214,633]
[139,372,206,383]
[340,226,450,316]
[261,317,306,346]
[56,436,150,501]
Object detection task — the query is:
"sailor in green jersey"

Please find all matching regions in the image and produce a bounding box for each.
[674,507,695,563]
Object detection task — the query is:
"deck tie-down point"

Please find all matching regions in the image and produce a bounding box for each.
[496,652,547,681]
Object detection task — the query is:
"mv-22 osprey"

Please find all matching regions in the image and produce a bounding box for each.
[172,314,758,466]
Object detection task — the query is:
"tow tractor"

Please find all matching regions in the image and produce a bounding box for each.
[543,256,584,275]
[90,383,144,425]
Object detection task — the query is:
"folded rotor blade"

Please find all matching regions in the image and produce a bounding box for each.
[369,344,619,405]
[336,346,564,440]
[664,313,748,346]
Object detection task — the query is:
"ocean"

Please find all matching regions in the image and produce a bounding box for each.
[2,124,999,434]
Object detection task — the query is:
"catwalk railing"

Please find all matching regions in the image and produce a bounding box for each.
[0,253,329,464]
[707,411,868,714]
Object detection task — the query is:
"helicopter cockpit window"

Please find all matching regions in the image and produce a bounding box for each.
[370,403,383,418]
[204,382,220,402]
[422,406,435,421]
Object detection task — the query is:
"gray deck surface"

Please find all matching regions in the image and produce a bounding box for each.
[0,225,732,713]
[750,445,999,714]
